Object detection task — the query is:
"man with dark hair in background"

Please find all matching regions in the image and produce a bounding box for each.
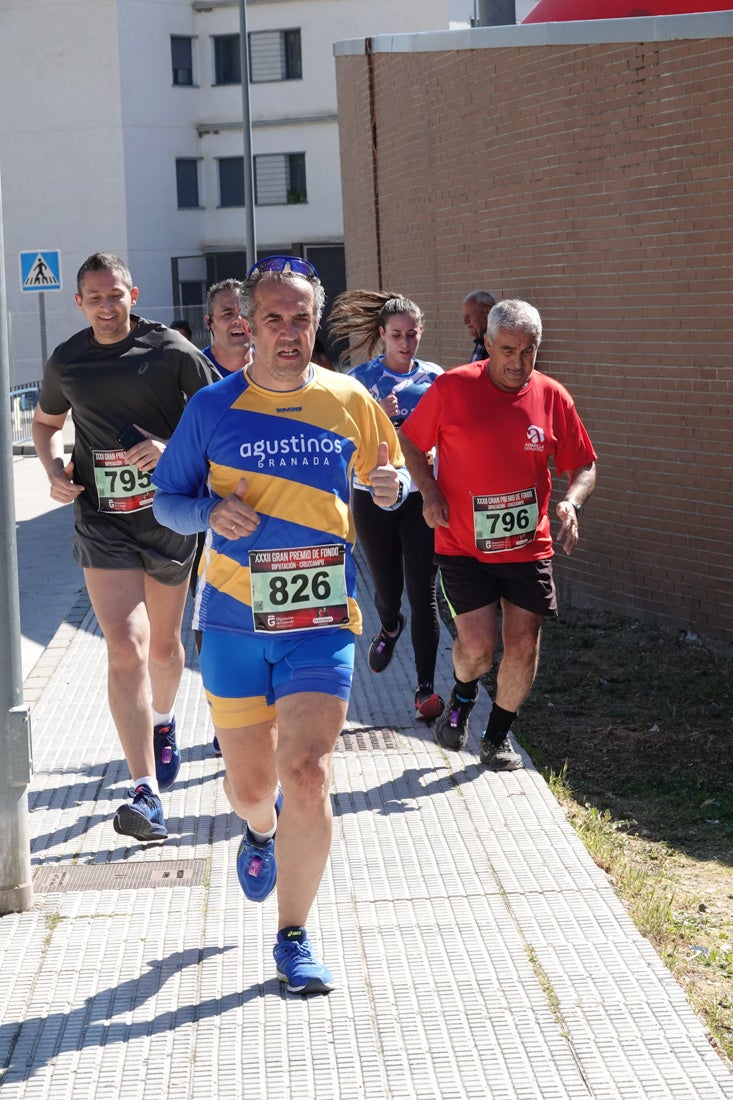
[33,251,217,842]
[170,318,194,342]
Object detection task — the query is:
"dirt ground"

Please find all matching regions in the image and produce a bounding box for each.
[510,607,733,1060]
[515,609,732,852]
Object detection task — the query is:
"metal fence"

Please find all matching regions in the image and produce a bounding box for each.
[9,380,41,445]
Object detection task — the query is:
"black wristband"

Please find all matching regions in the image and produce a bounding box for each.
[565,500,582,517]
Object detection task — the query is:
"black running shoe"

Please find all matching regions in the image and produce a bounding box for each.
[368,612,406,673]
[433,688,478,751]
[480,734,523,771]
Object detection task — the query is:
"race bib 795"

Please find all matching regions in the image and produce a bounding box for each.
[93,449,153,513]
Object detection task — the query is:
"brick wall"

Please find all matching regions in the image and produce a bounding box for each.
[335,32,733,642]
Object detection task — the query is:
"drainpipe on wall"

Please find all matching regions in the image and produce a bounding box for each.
[365,38,383,290]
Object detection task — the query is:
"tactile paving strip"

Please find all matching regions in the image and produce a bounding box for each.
[1,553,732,1099]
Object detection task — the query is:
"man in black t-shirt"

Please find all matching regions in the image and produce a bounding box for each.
[33,252,217,843]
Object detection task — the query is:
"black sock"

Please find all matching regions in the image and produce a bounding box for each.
[277,925,306,944]
[484,703,517,746]
[454,676,479,701]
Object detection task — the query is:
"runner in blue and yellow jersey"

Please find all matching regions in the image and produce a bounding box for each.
[152,256,408,995]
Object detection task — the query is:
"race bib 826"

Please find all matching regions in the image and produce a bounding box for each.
[249,543,349,632]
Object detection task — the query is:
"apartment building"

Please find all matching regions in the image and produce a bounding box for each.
[0,0,448,381]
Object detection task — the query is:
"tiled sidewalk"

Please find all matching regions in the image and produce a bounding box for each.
[1,551,732,1098]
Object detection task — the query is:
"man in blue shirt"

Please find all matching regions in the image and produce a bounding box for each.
[202,279,252,377]
[153,256,409,995]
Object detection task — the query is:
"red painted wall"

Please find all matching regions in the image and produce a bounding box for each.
[524,2,733,22]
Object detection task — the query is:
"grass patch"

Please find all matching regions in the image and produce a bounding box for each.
[42,910,66,950]
[525,943,568,1037]
[516,609,733,1064]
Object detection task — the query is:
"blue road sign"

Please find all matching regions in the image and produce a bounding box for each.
[20,250,62,292]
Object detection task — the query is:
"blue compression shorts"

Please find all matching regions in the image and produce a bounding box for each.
[199,628,356,728]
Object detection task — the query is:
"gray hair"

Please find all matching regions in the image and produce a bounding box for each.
[463,289,496,310]
[486,299,542,345]
[240,269,326,330]
[206,278,243,318]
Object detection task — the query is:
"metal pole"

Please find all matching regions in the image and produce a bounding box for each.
[39,291,47,366]
[0,169,34,914]
[238,0,257,268]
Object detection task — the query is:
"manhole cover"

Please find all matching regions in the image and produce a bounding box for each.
[337,727,400,752]
[33,859,207,893]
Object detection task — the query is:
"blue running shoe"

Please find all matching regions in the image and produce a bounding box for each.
[113,783,168,841]
[274,927,334,995]
[236,788,283,902]
[154,717,180,790]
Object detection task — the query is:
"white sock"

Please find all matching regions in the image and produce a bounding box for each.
[247,819,277,844]
[133,775,159,796]
[152,708,174,727]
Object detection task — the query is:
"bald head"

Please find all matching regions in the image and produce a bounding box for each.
[462,290,497,341]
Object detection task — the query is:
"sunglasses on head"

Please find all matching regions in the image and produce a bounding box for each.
[246,255,319,279]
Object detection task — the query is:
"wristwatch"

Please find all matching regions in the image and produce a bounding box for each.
[565,500,582,517]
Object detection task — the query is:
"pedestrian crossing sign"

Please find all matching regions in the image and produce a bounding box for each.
[20,249,62,292]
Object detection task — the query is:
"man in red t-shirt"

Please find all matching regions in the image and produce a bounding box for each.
[399,299,597,770]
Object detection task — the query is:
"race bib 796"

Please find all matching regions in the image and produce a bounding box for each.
[473,488,538,553]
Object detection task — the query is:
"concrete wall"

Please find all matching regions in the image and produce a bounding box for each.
[335,13,733,642]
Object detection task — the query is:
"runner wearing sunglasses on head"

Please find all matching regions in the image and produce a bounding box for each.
[152,256,410,995]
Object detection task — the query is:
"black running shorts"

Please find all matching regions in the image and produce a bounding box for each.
[72,508,195,586]
[437,555,557,618]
